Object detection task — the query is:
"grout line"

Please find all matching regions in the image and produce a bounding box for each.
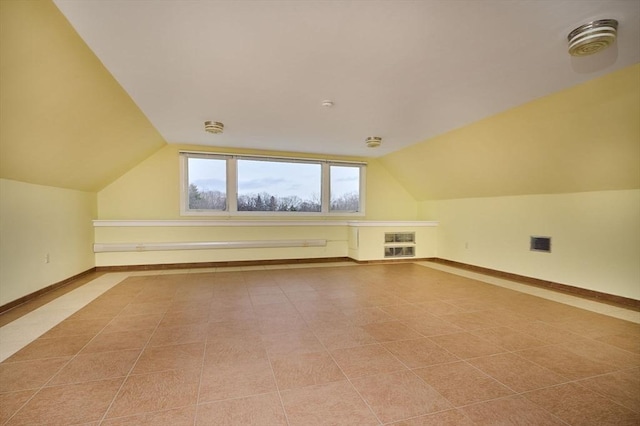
[279,289,385,425]
[96,289,161,424]
[246,275,292,426]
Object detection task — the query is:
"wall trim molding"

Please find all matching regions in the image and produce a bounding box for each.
[430,258,640,310]
[94,239,327,253]
[0,268,97,315]
[95,257,353,272]
[92,220,439,228]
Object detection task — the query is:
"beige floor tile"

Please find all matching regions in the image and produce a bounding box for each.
[205,334,269,364]
[0,389,36,424]
[0,357,71,392]
[312,324,378,349]
[383,338,459,368]
[379,304,429,321]
[261,330,325,357]
[49,349,140,385]
[102,406,196,425]
[5,334,93,362]
[470,326,548,351]
[558,335,640,369]
[340,307,396,326]
[467,352,568,393]
[428,332,507,359]
[524,382,640,425]
[280,380,379,426]
[101,313,163,334]
[516,345,619,380]
[270,350,345,390]
[413,361,514,406]
[401,315,464,337]
[461,395,566,425]
[81,329,154,354]
[132,342,205,374]
[415,300,467,316]
[198,357,277,402]
[436,311,502,331]
[148,323,208,347]
[196,392,287,425]
[106,368,200,418]
[7,378,123,425]
[331,344,407,379]
[596,333,640,354]
[352,370,451,423]
[390,409,475,425]
[577,368,640,414]
[361,321,423,343]
[40,317,111,339]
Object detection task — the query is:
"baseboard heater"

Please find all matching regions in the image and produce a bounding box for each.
[93,239,327,253]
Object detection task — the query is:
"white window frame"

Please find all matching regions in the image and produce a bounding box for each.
[180,151,366,217]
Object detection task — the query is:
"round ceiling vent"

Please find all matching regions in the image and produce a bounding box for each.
[365,136,382,148]
[567,19,618,57]
[204,121,224,134]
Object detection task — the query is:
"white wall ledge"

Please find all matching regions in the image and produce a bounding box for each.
[93,220,439,228]
[347,221,439,227]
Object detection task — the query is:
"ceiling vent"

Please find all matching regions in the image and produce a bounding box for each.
[204,121,224,134]
[365,136,382,148]
[567,19,618,57]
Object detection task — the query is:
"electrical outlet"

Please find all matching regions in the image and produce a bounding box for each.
[465,242,469,249]
[45,253,50,263]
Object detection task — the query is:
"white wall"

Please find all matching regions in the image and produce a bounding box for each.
[421,189,640,300]
[0,179,96,306]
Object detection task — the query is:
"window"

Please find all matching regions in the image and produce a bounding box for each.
[180,152,365,216]
[237,159,321,212]
[330,165,360,213]
[186,156,227,211]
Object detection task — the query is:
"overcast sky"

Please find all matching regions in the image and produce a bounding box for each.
[188,158,359,199]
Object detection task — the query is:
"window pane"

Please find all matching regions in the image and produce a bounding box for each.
[330,165,360,212]
[237,159,321,212]
[187,158,226,210]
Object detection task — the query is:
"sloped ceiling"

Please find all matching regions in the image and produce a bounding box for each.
[52,0,639,158]
[0,0,166,192]
[1,0,638,200]
[379,64,640,201]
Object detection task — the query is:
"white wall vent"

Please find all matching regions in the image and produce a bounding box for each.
[384,232,416,258]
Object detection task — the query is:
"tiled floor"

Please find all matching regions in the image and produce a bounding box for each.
[1,262,639,425]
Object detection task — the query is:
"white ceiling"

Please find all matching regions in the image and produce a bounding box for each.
[53,0,639,158]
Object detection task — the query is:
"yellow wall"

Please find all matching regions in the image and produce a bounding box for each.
[0,179,96,306]
[421,189,640,300]
[390,64,640,301]
[95,144,418,265]
[97,144,418,220]
[0,0,166,192]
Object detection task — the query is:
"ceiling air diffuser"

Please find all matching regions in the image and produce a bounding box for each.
[365,137,382,148]
[567,19,618,57]
[204,121,224,134]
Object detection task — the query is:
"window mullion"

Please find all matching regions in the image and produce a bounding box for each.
[227,158,238,213]
[321,163,330,214]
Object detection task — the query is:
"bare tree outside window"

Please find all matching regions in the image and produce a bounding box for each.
[330,165,360,212]
[237,160,321,212]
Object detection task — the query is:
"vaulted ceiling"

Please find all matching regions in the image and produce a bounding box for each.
[52,0,639,157]
[1,0,638,197]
